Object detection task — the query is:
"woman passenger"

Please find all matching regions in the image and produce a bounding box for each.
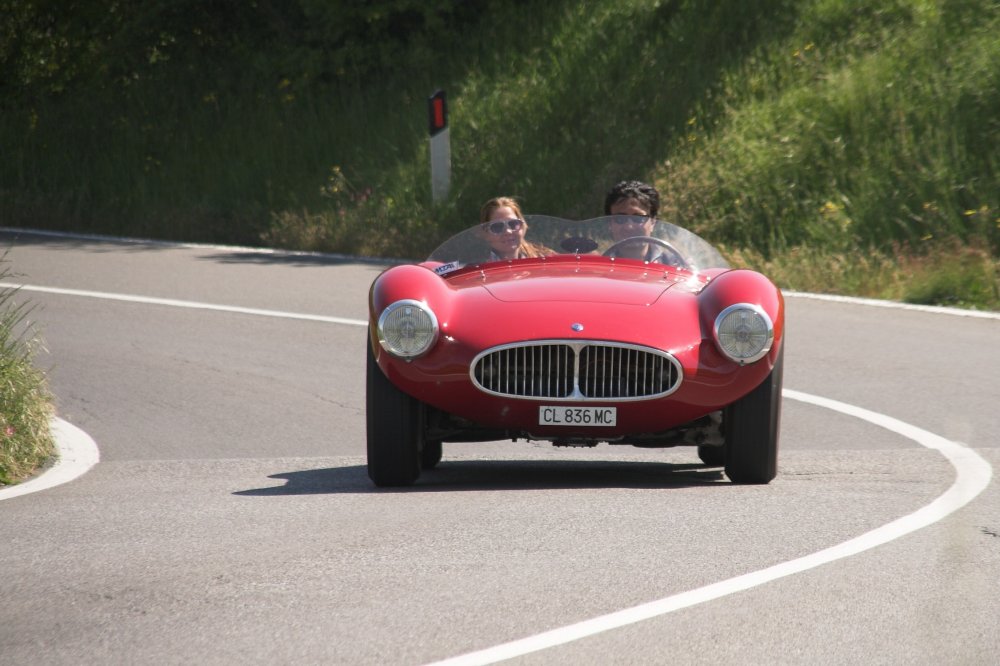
[479,197,553,260]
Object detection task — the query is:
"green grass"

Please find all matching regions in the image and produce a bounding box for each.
[728,239,999,309]
[1,0,997,307]
[1,0,997,482]
[0,257,55,486]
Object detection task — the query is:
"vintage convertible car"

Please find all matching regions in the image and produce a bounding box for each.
[367,215,784,486]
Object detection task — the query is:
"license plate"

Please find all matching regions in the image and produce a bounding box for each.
[538,406,617,427]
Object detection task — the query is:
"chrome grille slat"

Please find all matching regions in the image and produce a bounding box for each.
[629,348,637,397]
[471,341,682,401]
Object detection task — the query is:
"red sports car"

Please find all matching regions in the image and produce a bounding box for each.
[367,215,784,486]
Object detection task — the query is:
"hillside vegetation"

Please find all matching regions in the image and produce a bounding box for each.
[2,0,998,307]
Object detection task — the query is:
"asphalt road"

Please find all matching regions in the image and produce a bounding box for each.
[1,230,998,665]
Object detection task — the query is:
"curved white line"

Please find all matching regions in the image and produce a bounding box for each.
[0,282,367,327]
[424,390,993,666]
[12,280,995,329]
[2,255,994,642]
[784,291,1000,320]
[0,417,100,501]
[4,225,997,320]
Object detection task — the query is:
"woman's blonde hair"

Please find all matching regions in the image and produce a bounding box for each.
[478,196,553,258]
[479,196,524,224]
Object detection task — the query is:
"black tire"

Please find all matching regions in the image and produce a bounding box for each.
[367,339,424,486]
[421,440,443,470]
[697,445,725,467]
[723,345,783,484]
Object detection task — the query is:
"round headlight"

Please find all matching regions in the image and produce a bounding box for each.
[713,303,774,364]
[377,300,439,359]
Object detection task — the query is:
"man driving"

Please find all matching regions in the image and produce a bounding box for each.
[604,180,666,262]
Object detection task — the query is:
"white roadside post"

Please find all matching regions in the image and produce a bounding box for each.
[428,89,451,202]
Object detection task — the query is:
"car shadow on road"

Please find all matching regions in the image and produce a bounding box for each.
[233,459,727,496]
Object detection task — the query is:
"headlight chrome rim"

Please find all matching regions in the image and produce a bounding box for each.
[713,303,774,365]
[377,299,439,359]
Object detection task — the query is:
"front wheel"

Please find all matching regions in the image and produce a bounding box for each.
[367,339,424,486]
[723,345,783,484]
[421,440,443,469]
[697,445,725,467]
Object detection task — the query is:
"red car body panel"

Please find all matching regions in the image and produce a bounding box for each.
[369,248,783,439]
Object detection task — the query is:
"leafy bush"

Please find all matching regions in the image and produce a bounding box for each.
[1,0,997,306]
[0,0,503,102]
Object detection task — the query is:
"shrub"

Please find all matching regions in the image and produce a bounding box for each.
[0,256,55,486]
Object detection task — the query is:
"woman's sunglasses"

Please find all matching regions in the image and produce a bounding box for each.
[484,218,524,234]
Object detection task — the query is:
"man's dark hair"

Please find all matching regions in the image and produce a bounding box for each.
[603,180,660,218]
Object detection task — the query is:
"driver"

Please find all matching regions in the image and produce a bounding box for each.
[603,180,673,263]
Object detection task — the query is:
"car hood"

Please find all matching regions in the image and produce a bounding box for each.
[445,262,708,306]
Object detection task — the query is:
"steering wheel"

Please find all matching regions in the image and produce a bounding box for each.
[602,236,689,269]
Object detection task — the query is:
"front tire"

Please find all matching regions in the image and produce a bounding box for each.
[697,445,725,467]
[367,339,424,486]
[421,440,443,469]
[723,345,783,484]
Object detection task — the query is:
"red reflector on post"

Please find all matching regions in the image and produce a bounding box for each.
[428,90,448,136]
[433,99,445,128]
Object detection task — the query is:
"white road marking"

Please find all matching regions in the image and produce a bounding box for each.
[6,225,997,319]
[4,224,997,320]
[424,390,993,666]
[0,418,99,501]
[1,254,994,656]
[8,282,995,331]
[0,282,368,327]
[784,290,1000,320]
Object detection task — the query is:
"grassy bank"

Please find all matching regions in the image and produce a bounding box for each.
[0,259,54,486]
[1,0,997,307]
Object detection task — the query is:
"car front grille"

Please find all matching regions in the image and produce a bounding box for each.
[471,341,682,401]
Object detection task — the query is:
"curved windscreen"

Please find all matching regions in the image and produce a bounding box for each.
[427,215,729,271]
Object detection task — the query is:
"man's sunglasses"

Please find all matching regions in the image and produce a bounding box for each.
[611,215,650,224]
[484,218,524,234]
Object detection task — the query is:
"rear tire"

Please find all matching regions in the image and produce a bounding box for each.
[723,345,783,484]
[367,339,424,486]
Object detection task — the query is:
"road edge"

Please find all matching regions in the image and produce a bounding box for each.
[425,391,993,666]
[784,290,1000,320]
[0,417,100,501]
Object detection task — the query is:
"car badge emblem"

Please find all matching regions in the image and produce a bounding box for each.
[571,323,584,332]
